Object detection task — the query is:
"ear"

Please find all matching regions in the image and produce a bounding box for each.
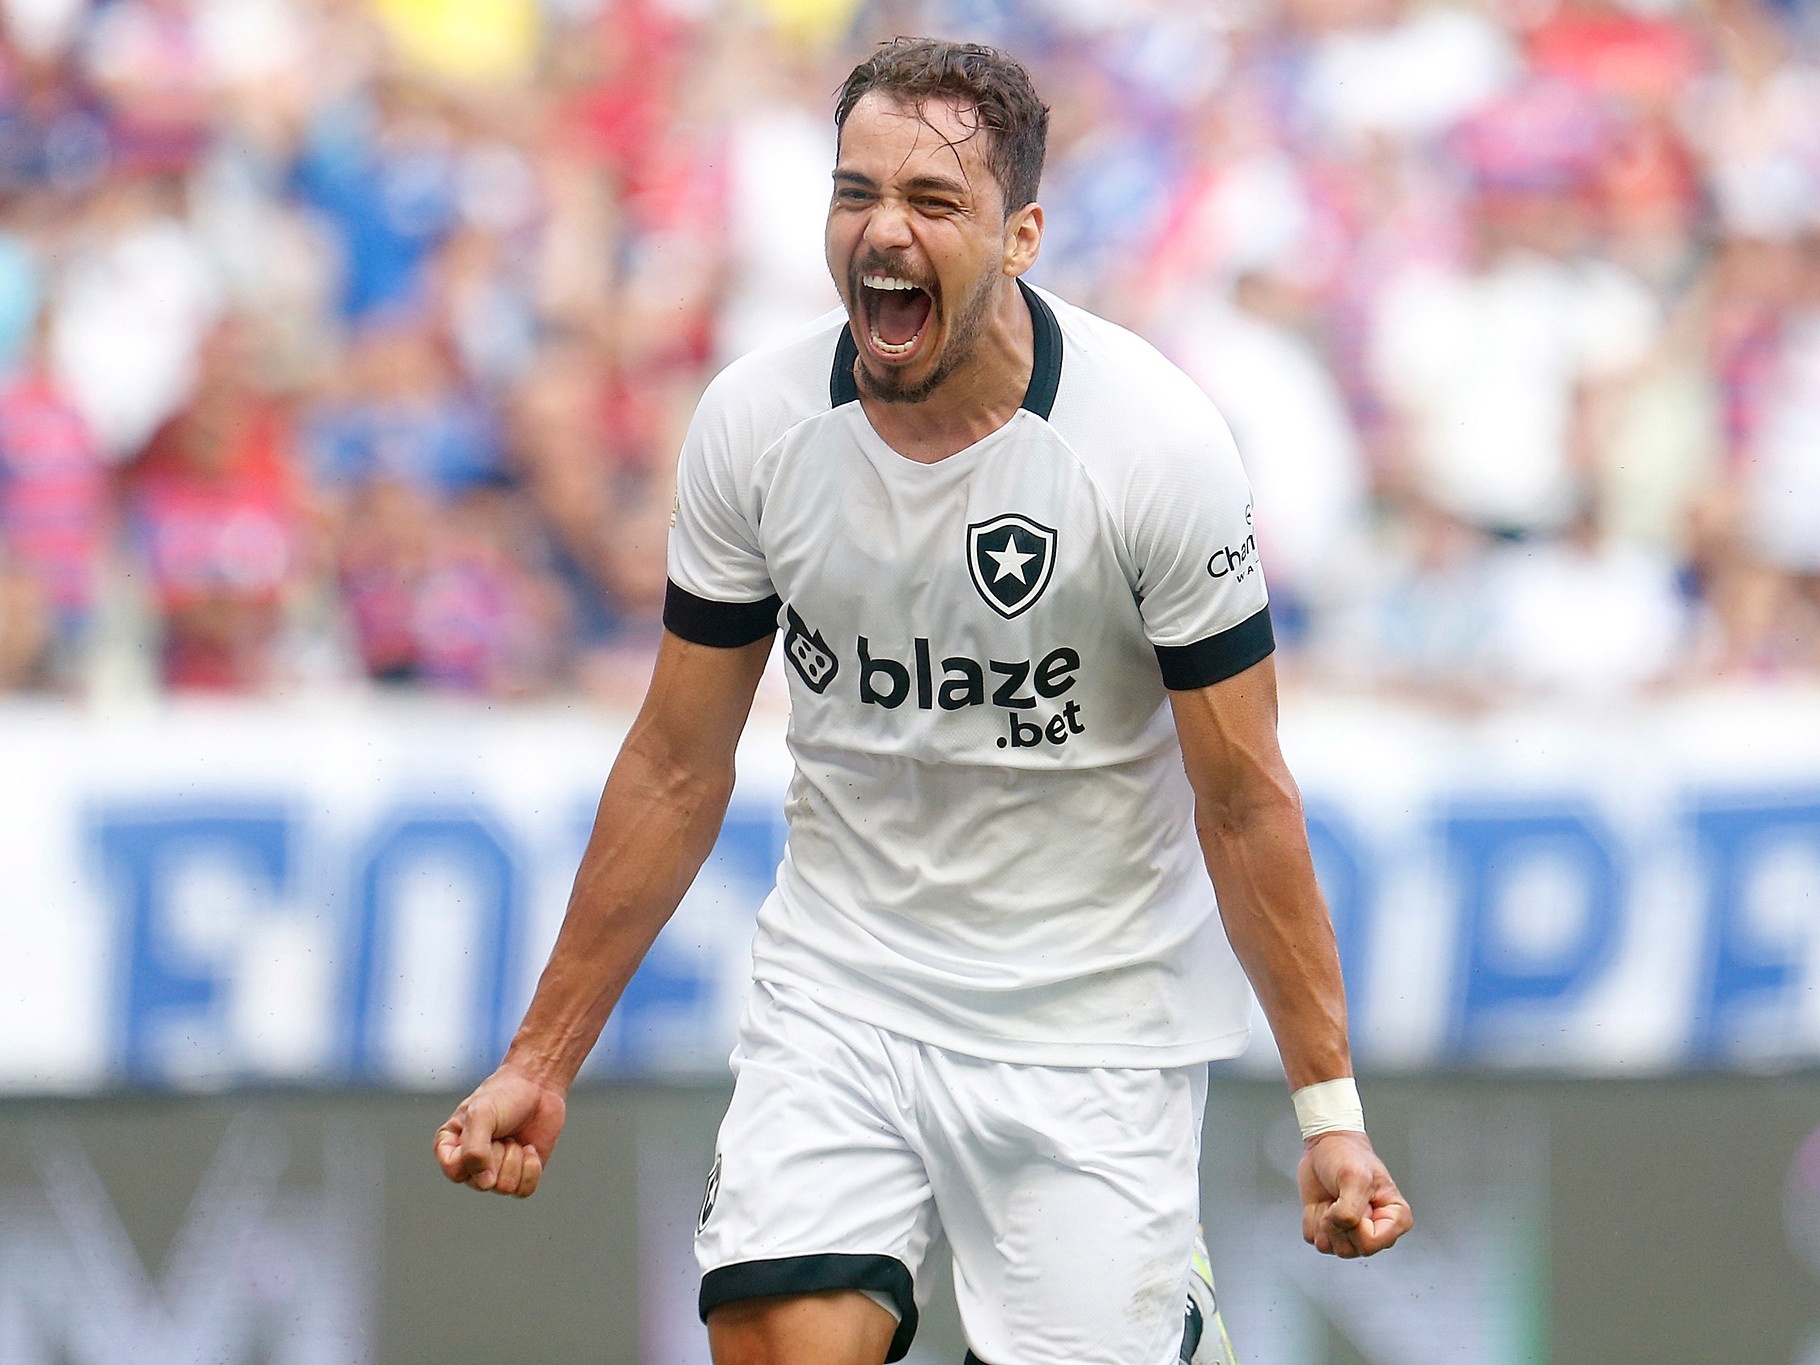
[1002,201,1044,278]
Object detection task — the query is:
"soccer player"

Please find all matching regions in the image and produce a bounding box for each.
[435,38,1412,1365]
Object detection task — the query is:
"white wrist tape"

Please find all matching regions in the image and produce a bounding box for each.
[1292,1077,1366,1140]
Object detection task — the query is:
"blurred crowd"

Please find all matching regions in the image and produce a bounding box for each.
[0,0,1816,706]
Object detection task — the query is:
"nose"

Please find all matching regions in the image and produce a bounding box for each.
[863,195,914,253]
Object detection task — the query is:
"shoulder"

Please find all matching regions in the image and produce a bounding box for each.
[1041,289,1235,463]
[1037,289,1242,506]
[691,309,847,455]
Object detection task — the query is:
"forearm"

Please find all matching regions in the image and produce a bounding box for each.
[1198,791,1351,1091]
[502,727,736,1091]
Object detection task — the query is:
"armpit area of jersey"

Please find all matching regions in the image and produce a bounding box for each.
[663,580,783,648]
[1153,605,1275,690]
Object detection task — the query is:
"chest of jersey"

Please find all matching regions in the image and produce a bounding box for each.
[754,405,1171,766]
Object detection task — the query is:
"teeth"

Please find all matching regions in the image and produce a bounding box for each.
[859,272,927,355]
[869,325,919,355]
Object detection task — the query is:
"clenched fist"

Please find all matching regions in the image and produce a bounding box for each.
[434,1065,568,1198]
[1298,1130,1413,1258]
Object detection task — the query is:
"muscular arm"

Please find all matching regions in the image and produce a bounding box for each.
[1169,655,1411,1257]
[1168,654,1346,1090]
[435,629,772,1195]
[506,631,771,1085]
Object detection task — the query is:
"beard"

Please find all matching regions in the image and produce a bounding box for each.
[851,258,998,406]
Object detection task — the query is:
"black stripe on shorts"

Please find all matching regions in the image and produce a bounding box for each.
[663,581,782,648]
[1153,605,1275,691]
[699,1253,918,1362]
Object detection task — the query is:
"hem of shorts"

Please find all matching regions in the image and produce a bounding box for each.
[751,971,1253,1069]
[699,1252,917,1362]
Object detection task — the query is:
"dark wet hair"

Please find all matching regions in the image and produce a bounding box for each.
[835,37,1050,213]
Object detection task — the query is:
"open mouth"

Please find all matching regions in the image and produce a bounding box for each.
[858,273,934,359]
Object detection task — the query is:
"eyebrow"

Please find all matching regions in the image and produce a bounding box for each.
[832,169,971,197]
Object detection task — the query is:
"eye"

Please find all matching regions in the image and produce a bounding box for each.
[834,187,874,205]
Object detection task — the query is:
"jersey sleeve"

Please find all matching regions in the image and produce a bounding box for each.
[1125,409,1274,690]
[664,377,783,648]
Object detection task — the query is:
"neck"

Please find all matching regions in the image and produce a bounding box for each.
[858,277,1034,464]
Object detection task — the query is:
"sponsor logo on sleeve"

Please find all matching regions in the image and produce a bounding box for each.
[1206,535,1257,582]
[1208,510,1259,583]
[1215,505,1259,586]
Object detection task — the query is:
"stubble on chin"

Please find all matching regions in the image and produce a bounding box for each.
[858,347,959,405]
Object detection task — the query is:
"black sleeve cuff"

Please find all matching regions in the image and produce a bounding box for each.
[663,580,782,648]
[1154,605,1275,690]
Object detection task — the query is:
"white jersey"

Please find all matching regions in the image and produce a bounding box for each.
[666,283,1272,1067]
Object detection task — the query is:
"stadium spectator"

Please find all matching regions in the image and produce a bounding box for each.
[0,0,1807,703]
[710,25,841,364]
[292,79,460,321]
[1160,267,1368,651]
[1524,0,1705,287]
[81,0,216,175]
[1328,500,1503,708]
[409,480,562,695]
[1732,230,1820,673]
[1296,0,1517,151]
[1691,0,1820,245]
[1368,77,1658,540]
[431,221,538,391]
[0,43,112,199]
[508,331,635,649]
[1480,500,1692,700]
[123,321,310,691]
[333,473,564,692]
[0,546,49,686]
[1032,45,1178,314]
[0,310,105,686]
[335,473,428,682]
[49,172,221,460]
[304,310,500,494]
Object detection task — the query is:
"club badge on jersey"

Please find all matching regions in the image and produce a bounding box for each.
[967,514,1056,619]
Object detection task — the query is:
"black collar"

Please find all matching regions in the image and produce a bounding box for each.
[830,277,1063,421]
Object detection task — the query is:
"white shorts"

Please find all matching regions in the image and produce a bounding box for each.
[694,981,1209,1365]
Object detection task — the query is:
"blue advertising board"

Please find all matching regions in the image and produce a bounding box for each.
[5,687,1820,1091]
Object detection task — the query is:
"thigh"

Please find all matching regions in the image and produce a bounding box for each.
[697,983,942,1364]
[708,1289,899,1365]
[924,1056,1208,1365]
